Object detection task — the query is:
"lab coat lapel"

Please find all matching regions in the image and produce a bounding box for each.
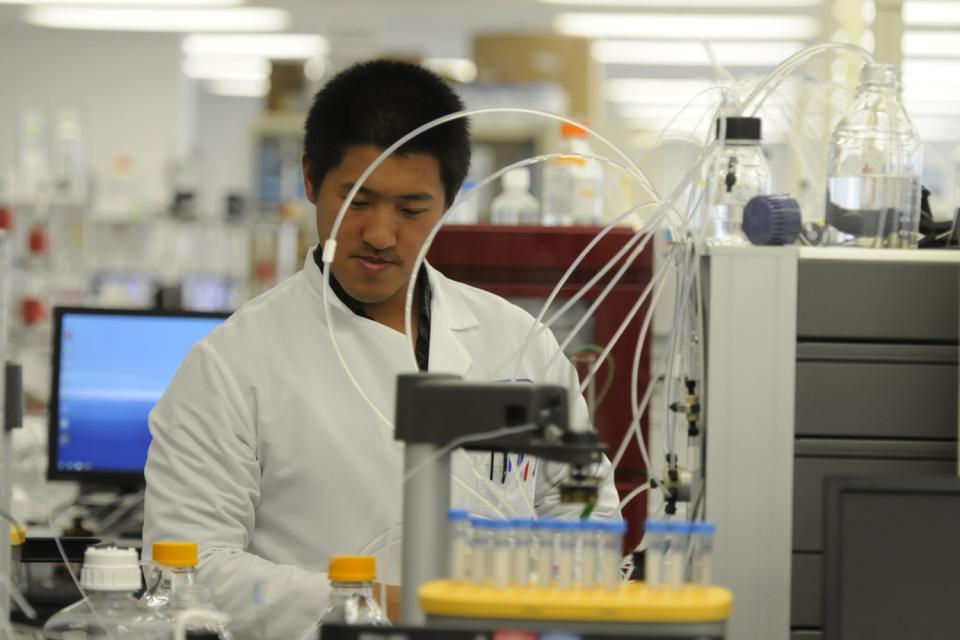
[425,264,477,379]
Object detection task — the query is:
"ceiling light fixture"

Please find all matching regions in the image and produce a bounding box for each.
[554,12,820,39]
[25,6,288,32]
[183,34,328,60]
[593,39,805,66]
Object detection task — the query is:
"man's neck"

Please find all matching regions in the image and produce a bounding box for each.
[363,288,421,340]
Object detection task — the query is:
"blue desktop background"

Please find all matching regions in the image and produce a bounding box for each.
[56,313,224,474]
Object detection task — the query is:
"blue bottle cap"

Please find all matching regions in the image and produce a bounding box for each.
[743,194,802,246]
[594,519,628,535]
[691,521,717,535]
[644,520,669,534]
[447,508,470,522]
[472,518,512,530]
[552,520,582,532]
[510,518,537,530]
[663,521,693,535]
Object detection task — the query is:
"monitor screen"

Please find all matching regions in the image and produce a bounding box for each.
[824,476,960,640]
[48,307,228,483]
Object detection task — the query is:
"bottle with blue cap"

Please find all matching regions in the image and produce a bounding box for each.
[470,517,493,586]
[533,519,556,587]
[664,521,692,590]
[690,521,717,586]
[643,520,669,590]
[447,508,471,582]
[553,520,580,590]
[597,519,627,591]
[743,195,803,246]
[510,519,535,587]
[578,520,601,588]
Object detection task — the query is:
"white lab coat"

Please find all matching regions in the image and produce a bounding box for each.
[143,249,620,640]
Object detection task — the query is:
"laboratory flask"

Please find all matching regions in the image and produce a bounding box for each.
[43,547,171,640]
[490,168,540,225]
[706,117,772,245]
[825,63,923,248]
[542,122,604,225]
[142,540,199,611]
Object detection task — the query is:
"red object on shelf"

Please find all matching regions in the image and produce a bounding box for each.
[0,206,13,232]
[428,224,652,552]
[28,224,49,255]
[21,297,48,325]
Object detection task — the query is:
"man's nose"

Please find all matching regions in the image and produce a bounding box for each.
[361,204,397,251]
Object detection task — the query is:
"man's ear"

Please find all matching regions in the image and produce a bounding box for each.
[302,152,317,205]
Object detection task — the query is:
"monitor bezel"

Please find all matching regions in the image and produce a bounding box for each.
[823,475,960,640]
[47,305,230,485]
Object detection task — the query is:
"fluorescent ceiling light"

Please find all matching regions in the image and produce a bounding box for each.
[902,31,960,57]
[903,1,960,27]
[607,78,718,104]
[1,0,240,3]
[206,78,269,98]
[422,58,478,83]
[554,12,819,39]
[25,6,288,32]
[183,34,328,60]
[594,39,805,66]
[183,56,269,80]
[903,59,960,86]
[543,0,819,5]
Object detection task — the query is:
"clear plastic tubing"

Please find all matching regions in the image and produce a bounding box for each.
[690,521,717,587]
[510,519,535,587]
[447,508,471,582]
[470,517,494,587]
[489,519,513,589]
[665,521,692,589]
[554,520,580,590]
[598,519,627,591]
[534,519,556,587]
[578,521,600,589]
[643,520,669,590]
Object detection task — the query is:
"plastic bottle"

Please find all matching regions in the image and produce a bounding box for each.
[578,521,600,589]
[690,521,717,587]
[142,540,199,611]
[542,122,605,226]
[310,555,389,634]
[643,520,668,590]
[706,117,772,245]
[489,520,513,589]
[447,509,471,582]
[825,63,923,248]
[597,520,627,591]
[43,547,171,640]
[533,519,556,587]
[553,521,579,590]
[510,519,534,587]
[664,521,691,590]
[490,168,540,225]
[469,518,495,586]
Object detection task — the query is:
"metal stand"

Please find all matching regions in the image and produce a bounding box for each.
[399,444,450,625]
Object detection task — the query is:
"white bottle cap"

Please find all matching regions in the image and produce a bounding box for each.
[502,167,531,191]
[80,547,143,591]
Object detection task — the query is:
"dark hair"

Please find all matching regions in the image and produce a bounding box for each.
[303,59,471,207]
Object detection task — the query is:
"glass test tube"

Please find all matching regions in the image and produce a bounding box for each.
[665,522,691,589]
[470,518,493,586]
[511,519,535,587]
[554,520,579,590]
[643,520,668,590]
[579,522,600,588]
[598,519,627,591]
[534,519,556,587]
[490,520,512,589]
[690,521,716,586]
[447,508,471,582]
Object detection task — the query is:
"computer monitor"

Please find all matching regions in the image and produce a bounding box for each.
[823,475,960,640]
[48,307,229,485]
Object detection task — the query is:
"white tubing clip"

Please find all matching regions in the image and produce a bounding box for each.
[322,239,337,263]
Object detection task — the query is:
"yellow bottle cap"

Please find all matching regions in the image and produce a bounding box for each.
[10,523,26,546]
[152,540,198,567]
[328,555,376,582]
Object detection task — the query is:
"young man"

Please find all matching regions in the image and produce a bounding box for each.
[143,60,620,640]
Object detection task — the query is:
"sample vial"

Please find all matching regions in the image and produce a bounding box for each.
[690,521,717,587]
[579,521,600,588]
[489,520,513,589]
[511,519,535,587]
[534,519,556,587]
[447,508,471,582]
[597,519,627,591]
[554,520,580,590]
[470,518,494,586]
[643,520,669,590]
[665,521,692,589]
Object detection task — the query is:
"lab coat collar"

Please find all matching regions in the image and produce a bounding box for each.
[302,246,356,319]
[423,264,477,378]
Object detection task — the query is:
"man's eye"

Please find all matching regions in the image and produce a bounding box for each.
[349,200,370,209]
[401,208,427,216]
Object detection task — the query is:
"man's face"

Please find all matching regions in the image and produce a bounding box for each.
[304,145,446,310]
